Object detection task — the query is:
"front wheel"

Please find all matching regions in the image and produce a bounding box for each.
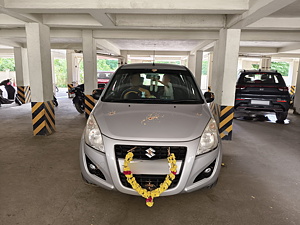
[275,111,288,123]
[74,97,84,114]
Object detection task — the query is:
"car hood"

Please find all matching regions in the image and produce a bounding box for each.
[92,102,212,142]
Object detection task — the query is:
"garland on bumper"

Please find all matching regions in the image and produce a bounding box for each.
[123,147,177,207]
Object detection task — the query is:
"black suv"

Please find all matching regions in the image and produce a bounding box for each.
[234,70,290,123]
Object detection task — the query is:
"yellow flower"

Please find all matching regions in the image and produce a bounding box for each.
[123,151,177,207]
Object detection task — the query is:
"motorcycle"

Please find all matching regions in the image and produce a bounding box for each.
[69,84,104,114]
[69,84,85,113]
[0,79,22,106]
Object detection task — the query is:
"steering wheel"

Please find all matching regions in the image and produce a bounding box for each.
[122,88,142,99]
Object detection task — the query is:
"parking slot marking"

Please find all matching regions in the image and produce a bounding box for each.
[219,106,234,140]
[17,86,31,104]
[84,95,95,119]
[31,101,55,136]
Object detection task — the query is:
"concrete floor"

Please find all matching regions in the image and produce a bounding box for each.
[1,89,300,225]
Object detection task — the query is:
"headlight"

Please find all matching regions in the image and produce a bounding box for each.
[84,115,104,152]
[197,118,219,155]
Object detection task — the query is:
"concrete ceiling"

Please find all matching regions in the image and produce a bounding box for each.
[1,0,300,60]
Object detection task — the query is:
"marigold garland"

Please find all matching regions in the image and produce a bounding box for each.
[123,148,177,207]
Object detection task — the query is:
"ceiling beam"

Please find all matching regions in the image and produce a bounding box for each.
[278,43,300,53]
[190,40,215,54]
[0,6,42,23]
[127,50,189,56]
[4,0,248,13]
[115,14,225,29]
[89,11,115,27]
[43,14,102,28]
[0,38,23,47]
[96,39,120,55]
[246,17,300,30]
[227,0,297,29]
[241,30,300,42]
[93,30,219,40]
[239,46,278,54]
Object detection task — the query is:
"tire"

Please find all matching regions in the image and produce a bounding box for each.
[74,100,84,114]
[15,96,22,106]
[276,111,288,123]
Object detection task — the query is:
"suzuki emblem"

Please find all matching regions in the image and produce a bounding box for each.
[145,148,156,158]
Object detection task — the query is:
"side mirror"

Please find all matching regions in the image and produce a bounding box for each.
[204,91,215,103]
[92,89,103,100]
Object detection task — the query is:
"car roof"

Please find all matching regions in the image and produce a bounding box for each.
[120,63,187,71]
[239,69,280,74]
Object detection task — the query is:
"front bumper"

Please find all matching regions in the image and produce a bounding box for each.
[80,135,222,196]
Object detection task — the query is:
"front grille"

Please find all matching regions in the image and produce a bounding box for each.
[115,145,186,190]
[119,174,181,190]
[115,145,187,160]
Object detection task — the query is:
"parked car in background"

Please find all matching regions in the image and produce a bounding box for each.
[97,71,114,90]
[234,69,290,123]
[80,63,222,204]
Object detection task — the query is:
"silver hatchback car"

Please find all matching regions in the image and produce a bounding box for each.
[80,63,222,204]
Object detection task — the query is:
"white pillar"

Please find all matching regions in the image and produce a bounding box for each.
[259,57,271,70]
[66,50,78,84]
[26,23,55,135]
[211,29,241,106]
[194,50,203,88]
[291,59,299,86]
[82,30,97,118]
[26,23,53,102]
[188,54,196,75]
[14,47,30,86]
[207,52,213,90]
[82,30,97,95]
[120,50,128,66]
[51,52,56,92]
[294,62,300,114]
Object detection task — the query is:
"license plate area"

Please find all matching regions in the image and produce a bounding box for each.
[118,159,181,175]
[251,100,270,105]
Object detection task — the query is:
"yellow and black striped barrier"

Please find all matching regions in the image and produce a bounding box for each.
[84,95,95,119]
[290,85,296,96]
[17,86,31,104]
[68,84,74,98]
[31,101,56,136]
[219,106,234,140]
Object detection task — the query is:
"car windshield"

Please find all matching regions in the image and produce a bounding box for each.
[97,72,114,79]
[102,68,204,104]
[239,73,284,85]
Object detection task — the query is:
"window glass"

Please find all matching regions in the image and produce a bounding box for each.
[102,68,203,104]
[242,73,280,84]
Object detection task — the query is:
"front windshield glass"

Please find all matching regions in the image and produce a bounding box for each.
[102,68,204,104]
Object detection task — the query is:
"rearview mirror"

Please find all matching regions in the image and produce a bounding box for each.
[204,91,214,103]
[92,89,103,100]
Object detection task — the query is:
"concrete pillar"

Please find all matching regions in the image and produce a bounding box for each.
[66,50,78,97]
[82,30,97,118]
[188,54,196,75]
[194,50,203,88]
[259,57,271,70]
[291,59,299,86]
[207,52,213,90]
[26,23,55,135]
[51,52,56,93]
[293,61,300,114]
[119,50,128,66]
[210,28,241,140]
[14,47,31,104]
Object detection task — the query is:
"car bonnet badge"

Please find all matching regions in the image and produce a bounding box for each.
[145,147,156,158]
